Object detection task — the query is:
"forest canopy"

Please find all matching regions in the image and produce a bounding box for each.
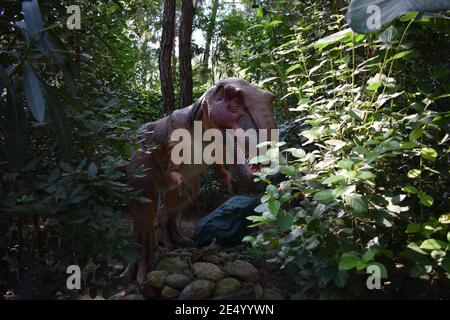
[0,0,449,300]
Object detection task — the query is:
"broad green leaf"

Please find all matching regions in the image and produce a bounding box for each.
[409,128,423,141]
[266,184,278,197]
[334,271,349,288]
[322,175,345,185]
[337,159,353,170]
[406,223,422,234]
[420,147,438,161]
[402,185,418,194]
[366,151,380,164]
[338,252,359,271]
[268,199,281,214]
[356,260,368,270]
[313,189,335,204]
[442,257,450,273]
[314,28,352,49]
[277,212,293,232]
[419,239,447,250]
[285,63,301,75]
[23,62,46,123]
[344,194,368,214]
[407,169,421,179]
[362,249,379,262]
[356,171,376,180]
[418,192,434,207]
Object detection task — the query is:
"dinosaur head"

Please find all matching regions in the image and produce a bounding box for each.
[200,78,277,180]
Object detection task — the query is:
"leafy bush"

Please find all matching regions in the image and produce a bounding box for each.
[246,8,450,299]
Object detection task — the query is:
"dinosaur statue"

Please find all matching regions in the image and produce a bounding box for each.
[126,78,277,283]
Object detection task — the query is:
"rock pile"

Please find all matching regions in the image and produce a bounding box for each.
[112,247,285,300]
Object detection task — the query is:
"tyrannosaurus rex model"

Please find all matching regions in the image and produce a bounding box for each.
[126,78,277,283]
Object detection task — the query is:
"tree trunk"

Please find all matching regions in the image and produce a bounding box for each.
[179,0,195,108]
[200,0,219,84]
[159,0,176,114]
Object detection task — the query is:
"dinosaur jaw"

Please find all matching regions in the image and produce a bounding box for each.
[233,141,262,181]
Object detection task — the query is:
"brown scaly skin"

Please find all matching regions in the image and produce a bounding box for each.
[126,78,276,283]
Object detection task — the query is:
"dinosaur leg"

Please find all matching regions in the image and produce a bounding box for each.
[128,191,158,284]
[168,216,193,248]
[156,176,200,249]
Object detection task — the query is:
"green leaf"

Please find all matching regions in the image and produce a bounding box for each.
[344,194,368,214]
[356,171,376,180]
[419,239,447,250]
[420,147,437,161]
[337,159,353,170]
[268,200,281,214]
[409,128,423,141]
[356,260,368,270]
[322,175,345,185]
[338,252,359,271]
[402,185,418,194]
[407,169,421,179]
[44,85,73,160]
[362,249,380,262]
[285,63,301,75]
[334,271,349,288]
[391,50,414,61]
[277,212,293,232]
[406,223,422,234]
[313,189,335,204]
[23,62,46,122]
[366,151,380,164]
[442,257,450,273]
[266,184,278,197]
[418,192,434,207]
[314,28,352,49]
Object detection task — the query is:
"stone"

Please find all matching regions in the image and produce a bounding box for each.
[214,278,241,296]
[254,283,263,300]
[140,285,157,300]
[165,273,191,290]
[261,289,284,300]
[203,254,223,265]
[223,260,259,282]
[156,257,189,273]
[161,286,180,299]
[179,280,215,300]
[147,270,167,289]
[192,262,224,281]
